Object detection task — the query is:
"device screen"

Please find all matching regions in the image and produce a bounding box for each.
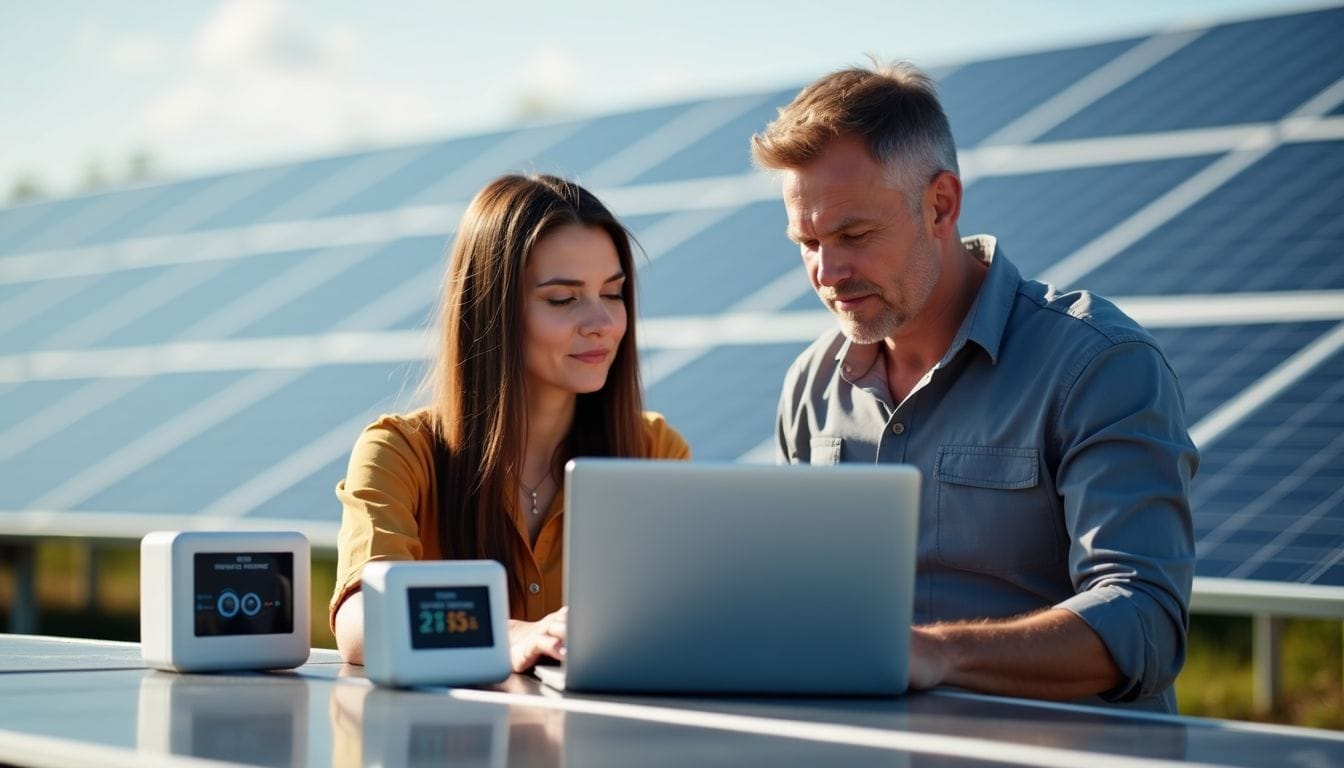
[193,552,295,636]
[407,586,494,650]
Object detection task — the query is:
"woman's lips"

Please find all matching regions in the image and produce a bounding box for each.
[571,350,610,364]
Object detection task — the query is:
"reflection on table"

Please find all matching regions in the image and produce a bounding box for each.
[328,670,563,768]
[137,671,308,766]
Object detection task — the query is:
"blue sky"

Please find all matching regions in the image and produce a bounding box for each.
[0,0,1304,199]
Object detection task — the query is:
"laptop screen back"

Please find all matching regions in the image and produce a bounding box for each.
[561,459,920,695]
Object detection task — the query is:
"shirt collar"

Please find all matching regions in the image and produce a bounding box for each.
[953,234,1019,366]
[833,234,1020,375]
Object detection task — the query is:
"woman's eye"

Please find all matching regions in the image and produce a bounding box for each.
[546,297,576,307]
[602,292,624,302]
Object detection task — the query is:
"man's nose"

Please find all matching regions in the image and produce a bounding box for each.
[813,245,850,287]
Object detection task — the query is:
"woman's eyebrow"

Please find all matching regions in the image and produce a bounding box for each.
[536,271,625,288]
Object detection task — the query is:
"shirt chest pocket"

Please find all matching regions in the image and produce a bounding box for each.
[934,445,1064,573]
[809,436,842,465]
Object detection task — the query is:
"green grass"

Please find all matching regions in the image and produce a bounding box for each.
[2,539,1340,729]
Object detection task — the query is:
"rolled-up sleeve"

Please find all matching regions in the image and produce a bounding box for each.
[329,416,430,630]
[1052,339,1198,703]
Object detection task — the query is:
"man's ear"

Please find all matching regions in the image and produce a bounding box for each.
[925,171,962,239]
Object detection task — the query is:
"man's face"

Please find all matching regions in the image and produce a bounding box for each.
[782,134,940,345]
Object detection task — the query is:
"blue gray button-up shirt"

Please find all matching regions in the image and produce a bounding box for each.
[776,235,1197,713]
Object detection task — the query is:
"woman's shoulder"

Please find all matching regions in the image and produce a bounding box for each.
[352,408,437,462]
[640,411,691,460]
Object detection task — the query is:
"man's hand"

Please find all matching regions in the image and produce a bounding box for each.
[509,607,567,673]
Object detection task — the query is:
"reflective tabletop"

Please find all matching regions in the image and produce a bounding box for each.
[1,635,1341,767]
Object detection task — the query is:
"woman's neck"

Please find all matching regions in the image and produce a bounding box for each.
[521,388,577,484]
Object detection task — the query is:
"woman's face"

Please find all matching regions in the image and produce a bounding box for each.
[522,223,627,402]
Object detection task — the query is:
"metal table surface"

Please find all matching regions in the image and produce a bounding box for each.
[1,634,1341,767]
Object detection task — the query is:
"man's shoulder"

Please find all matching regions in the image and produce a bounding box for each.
[1015,279,1157,349]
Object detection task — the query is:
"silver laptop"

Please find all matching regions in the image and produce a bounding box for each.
[535,458,920,696]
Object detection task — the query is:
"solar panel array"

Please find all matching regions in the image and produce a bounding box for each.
[1,7,1341,594]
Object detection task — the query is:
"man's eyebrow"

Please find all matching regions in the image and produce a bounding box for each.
[787,217,872,243]
[536,271,625,288]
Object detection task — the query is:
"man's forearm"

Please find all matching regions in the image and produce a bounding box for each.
[909,608,1122,700]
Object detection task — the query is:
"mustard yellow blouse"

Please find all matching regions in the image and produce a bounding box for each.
[331,410,690,628]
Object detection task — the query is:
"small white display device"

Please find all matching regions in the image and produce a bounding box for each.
[140,530,311,672]
[361,560,511,688]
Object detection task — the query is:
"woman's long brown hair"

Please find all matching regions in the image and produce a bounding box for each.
[429,174,647,608]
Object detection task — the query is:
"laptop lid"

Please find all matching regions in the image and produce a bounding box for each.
[559,459,920,695]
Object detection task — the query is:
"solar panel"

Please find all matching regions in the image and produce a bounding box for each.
[1039,7,1344,140]
[1079,141,1344,295]
[1,6,1340,603]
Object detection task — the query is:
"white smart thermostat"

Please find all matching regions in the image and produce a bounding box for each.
[361,560,511,688]
[140,530,311,672]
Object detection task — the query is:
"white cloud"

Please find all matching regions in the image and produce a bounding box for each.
[140,0,441,174]
[73,19,166,73]
[520,47,582,101]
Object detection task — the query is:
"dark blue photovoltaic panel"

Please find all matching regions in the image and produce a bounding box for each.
[526,101,699,180]
[253,455,352,523]
[0,192,131,255]
[5,183,195,254]
[1152,322,1338,424]
[319,134,505,217]
[0,281,28,315]
[0,372,245,509]
[0,195,107,255]
[0,379,92,434]
[0,271,145,355]
[72,175,237,245]
[0,199,69,254]
[938,38,1140,147]
[193,153,372,229]
[1332,100,1344,117]
[1191,343,1344,586]
[78,364,406,515]
[636,202,795,318]
[959,154,1219,281]
[384,123,592,207]
[1042,7,1344,140]
[91,248,329,349]
[1079,141,1344,296]
[233,236,442,338]
[646,343,810,461]
[629,88,799,185]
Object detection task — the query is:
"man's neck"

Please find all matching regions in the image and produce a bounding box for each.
[882,241,988,403]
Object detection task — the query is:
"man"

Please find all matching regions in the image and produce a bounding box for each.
[752,62,1197,713]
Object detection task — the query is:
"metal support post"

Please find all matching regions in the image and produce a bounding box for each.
[1251,614,1282,716]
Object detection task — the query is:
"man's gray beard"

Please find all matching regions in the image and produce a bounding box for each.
[835,306,903,345]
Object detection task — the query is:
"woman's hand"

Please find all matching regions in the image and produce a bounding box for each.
[508,607,567,673]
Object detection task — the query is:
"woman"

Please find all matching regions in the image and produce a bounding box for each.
[331,174,689,672]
